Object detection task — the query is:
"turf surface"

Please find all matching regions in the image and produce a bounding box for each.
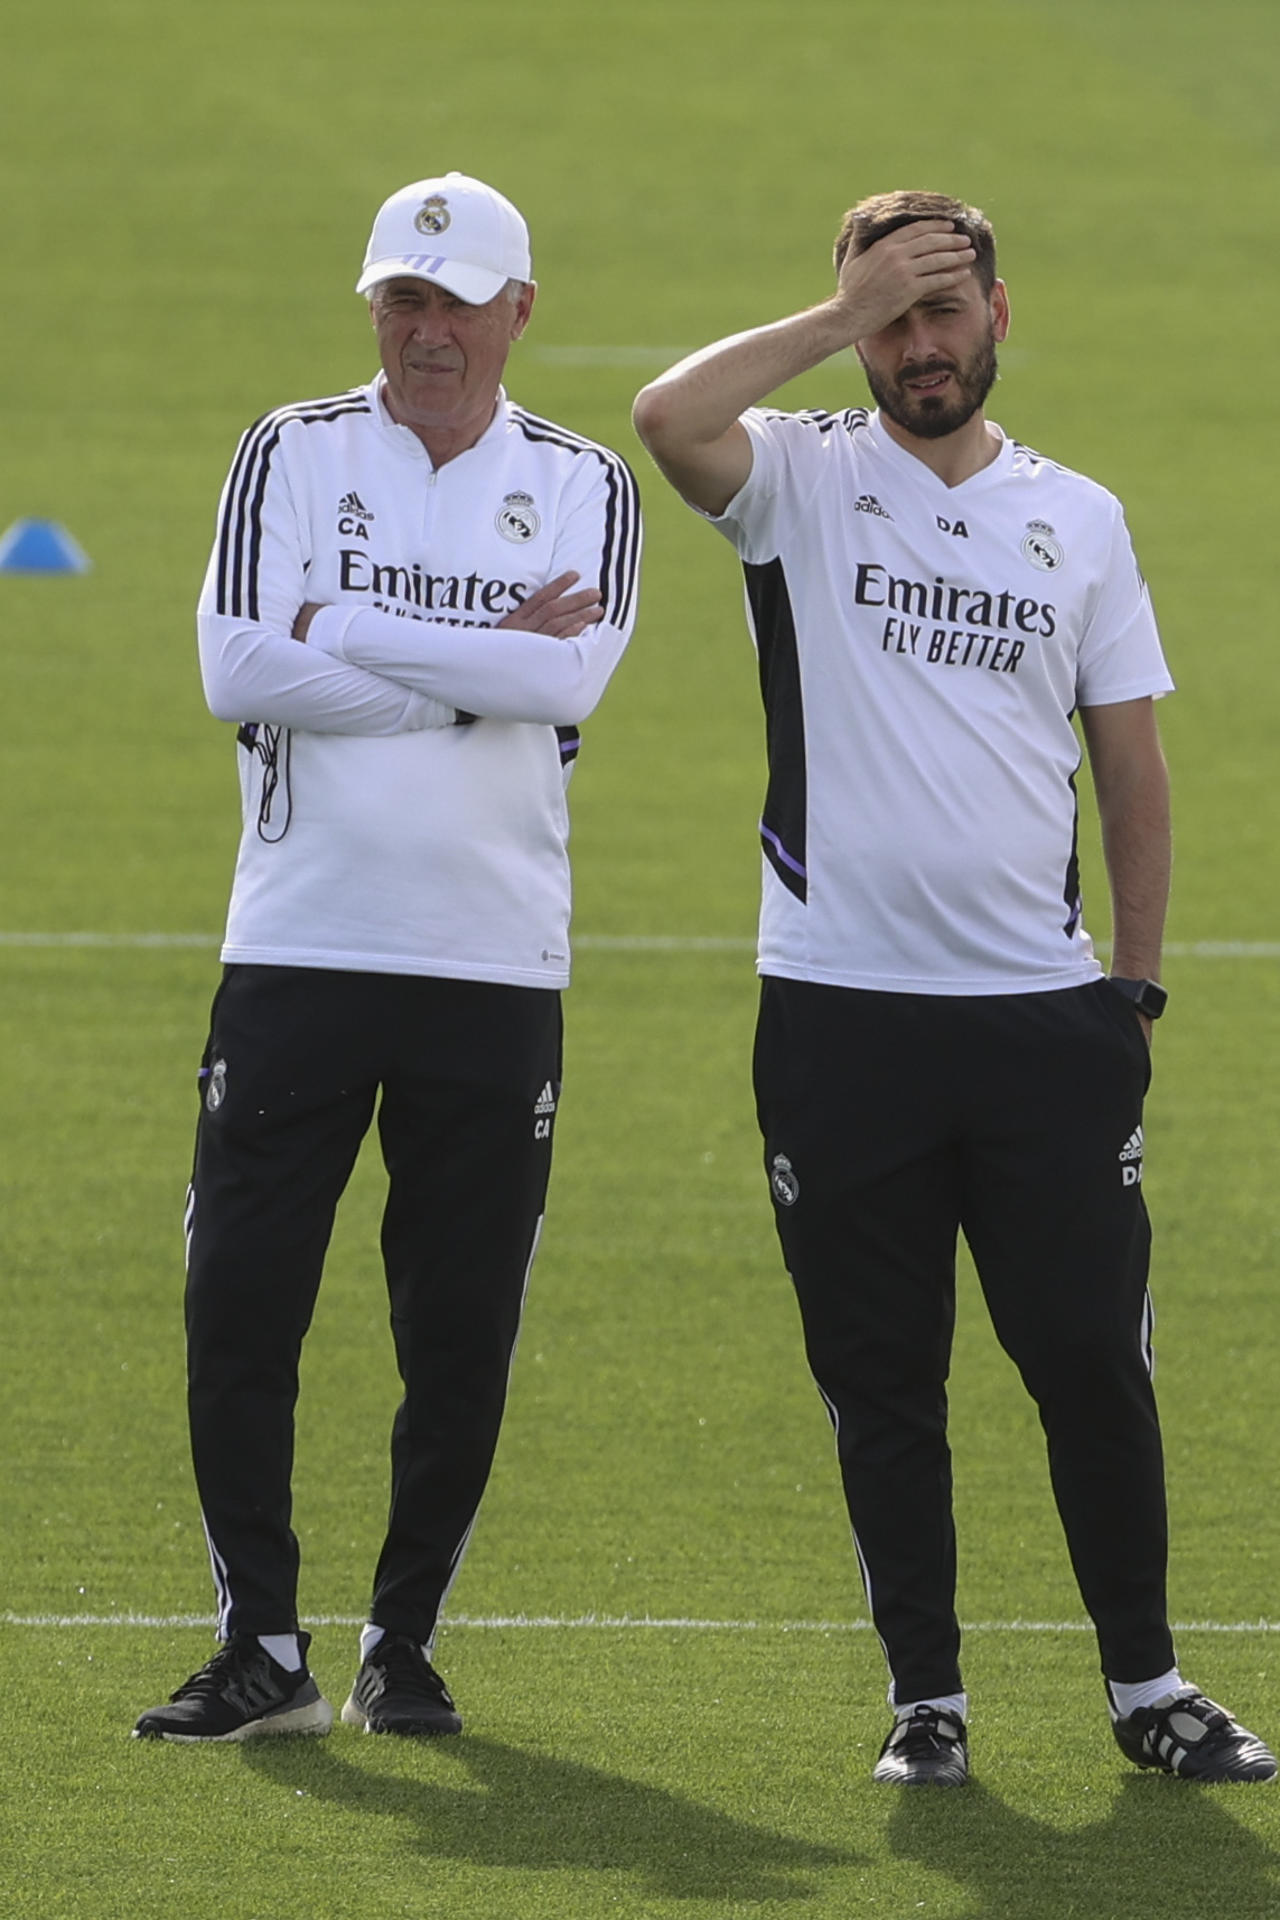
[2,1,1279,1914]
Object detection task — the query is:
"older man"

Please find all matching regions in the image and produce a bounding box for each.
[135,172,641,1742]
[633,189,1272,1787]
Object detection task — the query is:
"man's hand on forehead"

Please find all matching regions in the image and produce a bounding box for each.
[834,218,977,339]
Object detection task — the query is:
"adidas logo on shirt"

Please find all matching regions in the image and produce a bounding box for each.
[1119,1126,1144,1186]
[853,494,893,520]
[337,491,375,538]
[533,1081,557,1140]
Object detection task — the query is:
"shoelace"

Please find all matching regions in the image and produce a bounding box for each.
[889,1708,965,1754]
[1139,1695,1231,1760]
[170,1642,257,1702]
[175,1637,299,1704]
[373,1638,452,1704]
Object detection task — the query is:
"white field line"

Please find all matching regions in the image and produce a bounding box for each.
[4,1611,1280,1633]
[0,932,218,948]
[1164,941,1280,957]
[522,345,1037,371]
[578,936,754,951]
[527,346,691,368]
[0,933,1278,958]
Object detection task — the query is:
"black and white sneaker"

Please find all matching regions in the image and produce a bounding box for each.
[341,1633,462,1736]
[133,1632,333,1743]
[1112,1690,1276,1783]
[872,1706,969,1786]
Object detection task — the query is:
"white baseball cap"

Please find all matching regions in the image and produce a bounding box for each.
[356,172,532,305]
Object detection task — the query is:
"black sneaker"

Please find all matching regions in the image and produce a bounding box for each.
[872,1705,969,1786]
[132,1632,333,1743]
[1112,1690,1277,1782]
[341,1633,462,1736]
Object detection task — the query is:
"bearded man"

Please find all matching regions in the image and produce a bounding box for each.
[632,190,1273,1788]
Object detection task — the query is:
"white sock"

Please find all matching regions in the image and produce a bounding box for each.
[258,1633,303,1673]
[360,1623,437,1662]
[891,1691,968,1725]
[1107,1669,1192,1720]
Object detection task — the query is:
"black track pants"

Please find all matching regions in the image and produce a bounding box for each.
[753,975,1174,1703]
[185,965,561,1644]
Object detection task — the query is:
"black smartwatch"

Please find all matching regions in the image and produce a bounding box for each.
[1108,976,1168,1020]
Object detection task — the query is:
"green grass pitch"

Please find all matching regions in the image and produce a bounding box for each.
[1,2,1279,1914]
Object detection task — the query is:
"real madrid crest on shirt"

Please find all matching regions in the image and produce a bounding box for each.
[414,194,451,237]
[1021,519,1064,571]
[496,490,541,543]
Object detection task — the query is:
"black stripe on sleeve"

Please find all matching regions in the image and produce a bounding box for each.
[510,411,642,630]
[1062,762,1083,938]
[744,558,808,904]
[213,393,371,621]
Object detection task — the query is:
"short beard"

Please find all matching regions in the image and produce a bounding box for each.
[865,332,999,440]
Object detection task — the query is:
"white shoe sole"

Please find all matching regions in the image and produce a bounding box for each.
[138,1694,334,1743]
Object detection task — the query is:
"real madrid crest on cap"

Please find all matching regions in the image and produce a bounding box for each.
[414,194,451,237]
[770,1153,799,1207]
[1021,519,1064,572]
[496,490,541,543]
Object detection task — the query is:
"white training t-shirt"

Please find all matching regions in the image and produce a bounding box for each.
[710,407,1173,994]
[197,376,642,987]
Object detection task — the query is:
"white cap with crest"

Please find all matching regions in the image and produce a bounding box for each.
[356,172,532,306]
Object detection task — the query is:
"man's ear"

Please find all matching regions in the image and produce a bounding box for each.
[990,279,1010,345]
[511,280,537,341]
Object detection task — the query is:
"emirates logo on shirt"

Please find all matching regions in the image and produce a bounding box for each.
[338,549,528,615]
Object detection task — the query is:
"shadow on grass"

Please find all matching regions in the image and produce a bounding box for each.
[243,1732,858,1902]
[888,1773,1280,1918]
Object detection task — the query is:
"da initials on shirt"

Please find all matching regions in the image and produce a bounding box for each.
[937,516,969,538]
